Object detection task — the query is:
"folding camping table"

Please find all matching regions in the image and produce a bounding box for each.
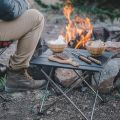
[31,48,113,120]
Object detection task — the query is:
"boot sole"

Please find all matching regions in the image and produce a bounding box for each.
[5,84,47,93]
[5,86,30,93]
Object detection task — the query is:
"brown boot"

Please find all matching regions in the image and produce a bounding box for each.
[5,68,46,93]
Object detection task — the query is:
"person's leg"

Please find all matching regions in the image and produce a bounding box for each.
[0,9,46,92]
[0,9,44,69]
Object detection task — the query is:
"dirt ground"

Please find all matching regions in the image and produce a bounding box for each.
[0,7,120,120]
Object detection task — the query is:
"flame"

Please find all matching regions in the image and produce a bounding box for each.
[63,0,93,48]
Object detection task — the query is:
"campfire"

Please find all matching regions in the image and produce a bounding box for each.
[62,0,93,49]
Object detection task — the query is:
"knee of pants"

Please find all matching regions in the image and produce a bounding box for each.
[28,9,45,27]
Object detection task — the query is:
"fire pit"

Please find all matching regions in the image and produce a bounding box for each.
[62,0,93,49]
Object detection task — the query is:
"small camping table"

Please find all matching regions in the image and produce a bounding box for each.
[31,48,113,120]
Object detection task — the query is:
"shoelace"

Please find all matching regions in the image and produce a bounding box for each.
[24,69,33,80]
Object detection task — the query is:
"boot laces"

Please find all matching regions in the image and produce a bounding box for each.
[24,69,33,80]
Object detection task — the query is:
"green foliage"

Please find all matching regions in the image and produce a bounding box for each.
[34,0,48,8]
[35,0,120,20]
[34,0,62,10]
[0,75,6,91]
[39,90,51,102]
[70,0,120,20]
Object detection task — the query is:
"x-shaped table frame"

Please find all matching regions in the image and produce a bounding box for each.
[31,48,113,120]
[39,66,104,120]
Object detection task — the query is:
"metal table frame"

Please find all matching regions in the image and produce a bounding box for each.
[31,48,113,120]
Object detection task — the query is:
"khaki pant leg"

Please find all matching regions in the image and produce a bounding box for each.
[0,9,44,70]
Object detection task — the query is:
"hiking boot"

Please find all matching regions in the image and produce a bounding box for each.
[5,68,47,93]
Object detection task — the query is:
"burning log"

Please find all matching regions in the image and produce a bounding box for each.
[60,1,120,49]
[68,34,81,48]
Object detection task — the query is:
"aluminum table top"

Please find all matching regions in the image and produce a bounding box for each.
[31,48,113,72]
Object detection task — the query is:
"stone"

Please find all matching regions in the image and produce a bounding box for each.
[55,68,82,87]
[33,90,44,100]
[7,111,17,116]
[46,110,52,115]
[25,118,33,120]
[83,105,88,110]
[105,41,120,52]
[81,86,88,92]
[92,58,120,94]
[93,25,120,42]
[55,107,61,112]
[11,93,24,100]
[113,103,117,108]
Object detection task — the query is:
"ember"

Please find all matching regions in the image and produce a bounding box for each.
[63,0,93,48]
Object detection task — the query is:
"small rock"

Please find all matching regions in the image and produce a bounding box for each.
[81,87,88,92]
[26,91,31,95]
[55,107,61,112]
[11,93,24,100]
[7,111,17,116]
[46,110,52,115]
[34,91,43,100]
[25,117,33,120]
[83,105,88,110]
[113,103,117,108]
[77,114,81,118]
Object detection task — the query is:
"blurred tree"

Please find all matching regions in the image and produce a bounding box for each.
[69,0,120,21]
[35,0,120,20]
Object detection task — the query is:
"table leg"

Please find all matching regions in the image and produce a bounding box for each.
[41,69,89,120]
[92,72,105,102]
[90,72,102,120]
[39,80,49,113]
[90,90,98,120]
[39,67,54,113]
[41,72,89,114]
[74,70,103,101]
[62,71,87,93]
[74,70,104,120]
